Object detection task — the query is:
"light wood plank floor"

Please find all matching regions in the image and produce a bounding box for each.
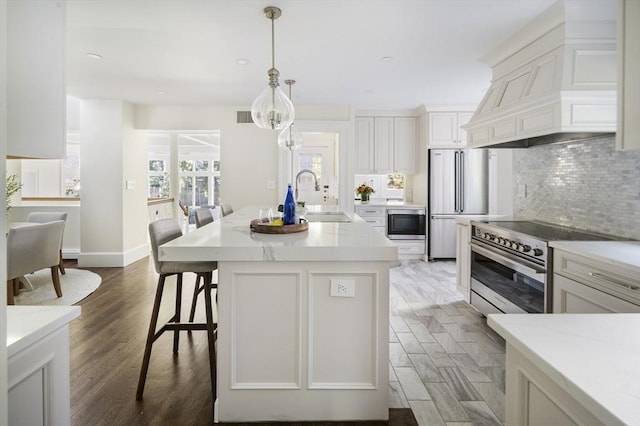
[66,257,503,425]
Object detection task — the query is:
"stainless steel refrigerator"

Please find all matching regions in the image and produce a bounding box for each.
[429,149,488,259]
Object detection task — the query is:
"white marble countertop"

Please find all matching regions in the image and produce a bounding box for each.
[549,240,640,270]
[354,200,426,209]
[455,215,511,225]
[160,206,399,262]
[7,305,81,357]
[488,313,640,426]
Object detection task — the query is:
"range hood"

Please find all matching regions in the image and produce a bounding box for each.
[464,0,617,148]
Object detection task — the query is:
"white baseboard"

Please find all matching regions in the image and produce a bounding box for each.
[77,243,150,267]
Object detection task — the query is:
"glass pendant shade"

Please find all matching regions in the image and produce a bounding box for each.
[251,84,295,130]
[278,123,303,151]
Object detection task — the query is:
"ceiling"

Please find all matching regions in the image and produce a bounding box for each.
[65,0,557,110]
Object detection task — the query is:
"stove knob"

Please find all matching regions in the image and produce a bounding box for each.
[514,242,522,250]
[483,233,489,239]
[497,237,503,244]
[533,248,544,256]
[521,245,531,253]
[489,234,496,240]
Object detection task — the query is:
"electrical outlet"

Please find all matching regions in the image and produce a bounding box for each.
[330,279,355,298]
[126,180,136,190]
[518,184,527,198]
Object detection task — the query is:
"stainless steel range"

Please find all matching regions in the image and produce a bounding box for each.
[469,220,613,316]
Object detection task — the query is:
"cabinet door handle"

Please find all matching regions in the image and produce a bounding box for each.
[588,272,640,291]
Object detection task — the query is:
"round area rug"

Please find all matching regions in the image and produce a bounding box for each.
[14,268,102,306]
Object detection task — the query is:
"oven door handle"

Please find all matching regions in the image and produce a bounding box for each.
[470,242,546,281]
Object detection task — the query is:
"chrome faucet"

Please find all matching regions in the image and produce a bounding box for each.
[295,169,321,199]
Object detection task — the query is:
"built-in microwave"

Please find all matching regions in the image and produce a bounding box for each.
[387,209,426,240]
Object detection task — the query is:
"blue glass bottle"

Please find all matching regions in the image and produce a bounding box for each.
[283,183,296,225]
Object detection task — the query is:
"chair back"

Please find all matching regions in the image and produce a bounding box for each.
[220,203,234,217]
[148,219,182,274]
[194,208,214,228]
[26,212,67,244]
[7,221,65,280]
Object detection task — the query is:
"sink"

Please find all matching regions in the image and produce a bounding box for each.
[304,212,352,223]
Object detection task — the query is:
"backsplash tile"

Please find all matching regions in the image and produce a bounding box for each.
[513,136,640,240]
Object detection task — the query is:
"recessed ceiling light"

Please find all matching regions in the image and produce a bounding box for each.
[86,53,103,60]
[365,89,375,95]
[237,58,250,65]
[158,91,167,95]
[380,56,393,63]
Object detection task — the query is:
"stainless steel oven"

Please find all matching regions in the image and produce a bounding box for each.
[387,209,426,240]
[470,242,547,314]
[469,220,614,316]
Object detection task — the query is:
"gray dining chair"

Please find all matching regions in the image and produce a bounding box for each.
[6,221,65,305]
[220,202,234,217]
[137,219,218,402]
[194,208,214,228]
[26,212,68,274]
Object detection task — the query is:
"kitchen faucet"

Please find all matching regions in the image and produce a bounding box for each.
[295,169,320,199]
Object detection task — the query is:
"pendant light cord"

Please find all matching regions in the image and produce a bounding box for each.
[271,14,275,71]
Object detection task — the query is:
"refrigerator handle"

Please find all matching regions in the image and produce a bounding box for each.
[454,151,459,212]
[460,151,465,213]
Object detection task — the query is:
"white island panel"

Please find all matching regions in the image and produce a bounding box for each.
[166,207,397,422]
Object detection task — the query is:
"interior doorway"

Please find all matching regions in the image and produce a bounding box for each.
[292,133,338,206]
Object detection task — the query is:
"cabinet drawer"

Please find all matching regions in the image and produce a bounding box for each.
[355,207,386,217]
[395,241,425,255]
[362,217,385,227]
[553,274,640,313]
[554,250,640,306]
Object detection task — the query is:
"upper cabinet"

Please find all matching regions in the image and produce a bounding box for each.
[428,112,472,148]
[617,0,640,151]
[7,0,66,159]
[355,116,417,174]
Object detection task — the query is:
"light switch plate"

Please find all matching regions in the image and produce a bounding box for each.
[518,184,526,198]
[330,279,355,297]
[126,180,136,190]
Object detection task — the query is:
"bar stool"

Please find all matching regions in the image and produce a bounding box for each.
[194,207,214,228]
[136,219,217,403]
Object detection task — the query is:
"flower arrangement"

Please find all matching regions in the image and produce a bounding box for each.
[6,174,23,212]
[355,183,375,202]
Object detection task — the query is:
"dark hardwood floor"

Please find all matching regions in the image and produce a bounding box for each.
[67,258,417,426]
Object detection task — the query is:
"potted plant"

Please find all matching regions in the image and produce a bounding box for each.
[6,174,22,212]
[355,183,375,203]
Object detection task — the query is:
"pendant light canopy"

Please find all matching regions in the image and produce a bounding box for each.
[278,79,303,151]
[251,6,295,131]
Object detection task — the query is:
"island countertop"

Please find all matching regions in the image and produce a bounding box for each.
[159,206,398,262]
[488,313,640,426]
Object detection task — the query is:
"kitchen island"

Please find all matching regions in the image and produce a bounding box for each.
[159,206,398,422]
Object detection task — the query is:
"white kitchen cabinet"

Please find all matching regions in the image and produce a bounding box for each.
[504,342,606,426]
[394,240,425,259]
[617,0,640,151]
[552,249,640,313]
[427,112,472,148]
[354,206,386,235]
[455,222,471,302]
[393,117,417,174]
[7,306,80,426]
[355,117,417,174]
[7,0,66,159]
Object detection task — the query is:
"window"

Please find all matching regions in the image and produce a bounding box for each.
[147,132,220,207]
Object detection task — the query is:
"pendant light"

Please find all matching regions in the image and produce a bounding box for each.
[251,6,295,131]
[278,80,303,151]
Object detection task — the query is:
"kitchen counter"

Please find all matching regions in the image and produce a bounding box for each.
[7,305,81,425]
[549,240,640,270]
[160,206,396,422]
[488,313,640,426]
[7,305,80,357]
[160,206,397,262]
[354,200,425,209]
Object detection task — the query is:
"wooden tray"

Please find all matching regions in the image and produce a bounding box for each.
[250,219,309,234]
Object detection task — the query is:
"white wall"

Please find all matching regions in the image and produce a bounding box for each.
[79,100,148,267]
[137,105,353,211]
